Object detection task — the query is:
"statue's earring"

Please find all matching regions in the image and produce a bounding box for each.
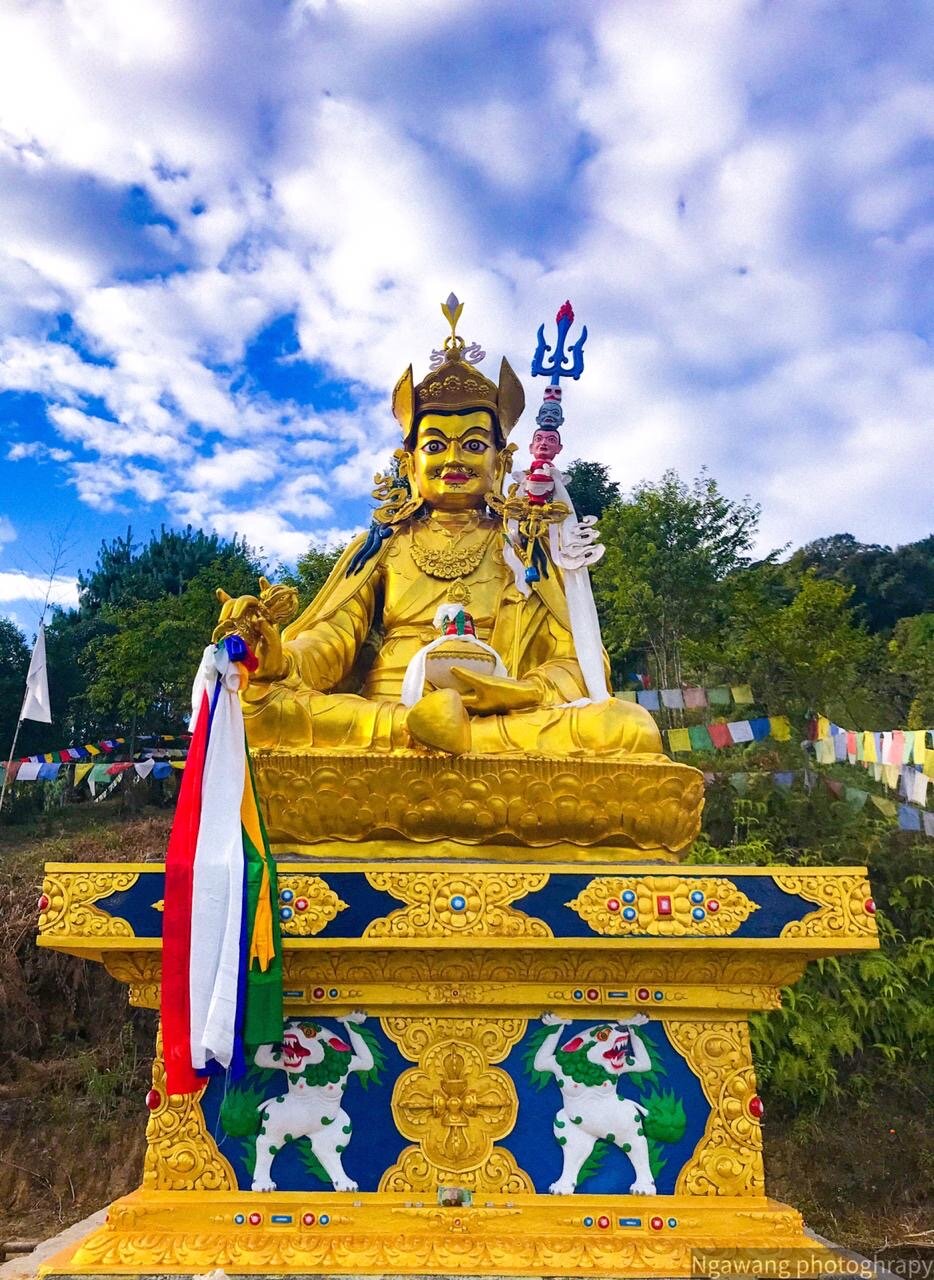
[492,443,517,497]
[372,449,424,526]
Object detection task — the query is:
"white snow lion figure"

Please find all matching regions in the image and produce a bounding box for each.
[533,1013,657,1196]
[251,1013,374,1192]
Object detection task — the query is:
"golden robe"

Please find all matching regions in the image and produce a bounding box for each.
[241,517,661,758]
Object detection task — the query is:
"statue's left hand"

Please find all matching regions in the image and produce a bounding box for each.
[449,667,539,714]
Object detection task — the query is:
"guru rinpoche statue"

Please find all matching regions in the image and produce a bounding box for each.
[214,298,660,760]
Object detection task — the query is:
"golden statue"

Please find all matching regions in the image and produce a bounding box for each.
[214,299,661,761]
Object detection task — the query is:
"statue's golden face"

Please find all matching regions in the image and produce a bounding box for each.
[411,411,499,512]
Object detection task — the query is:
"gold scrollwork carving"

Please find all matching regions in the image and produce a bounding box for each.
[39,869,138,939]
[66,1226,696,1274]
[380,1145,533,1194]
[103,952,162,1008]
[566,875,758,937]
[283,949,807,995]
[143,1035,236,1191]
[365,870,552,939]
[667,1020,764,1197]
[277,874,348,937]
[382,1015,527,1064]
[776,872,876,939]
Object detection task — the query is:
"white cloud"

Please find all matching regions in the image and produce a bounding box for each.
[0,0,928,563]
[0,571,79,608]
[0,516,16,548]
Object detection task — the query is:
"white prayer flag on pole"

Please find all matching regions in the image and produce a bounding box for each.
[21,625,52,724]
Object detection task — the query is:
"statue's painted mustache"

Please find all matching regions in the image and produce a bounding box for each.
[431,464,479,480]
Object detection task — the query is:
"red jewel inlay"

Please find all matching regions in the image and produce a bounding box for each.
[248,1212,262,1226]
[606,898,621,912]
[864,898,876,914]
[597,1215,610,1229]
[295,897,308,911]
[302,1212,315,1226]
[586,988,599,1001]
[145,1089,161,1111]
[312,987,325,999]
[749,1096,765,1119]
[655,894,673,916]
[37,893,50,913]
[637,987,650,1001]
[650,1216,664,1231]
[707,899,720,913]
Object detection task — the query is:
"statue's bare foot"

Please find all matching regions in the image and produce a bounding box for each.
[407,689,470,755]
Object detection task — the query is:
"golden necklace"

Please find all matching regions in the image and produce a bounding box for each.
[411,516,490,602]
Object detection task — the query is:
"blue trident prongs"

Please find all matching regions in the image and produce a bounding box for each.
[531,299,588,385]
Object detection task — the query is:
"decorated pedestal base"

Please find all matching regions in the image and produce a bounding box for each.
[37,852,878,1277]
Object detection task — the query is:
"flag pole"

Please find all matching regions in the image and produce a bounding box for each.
[0,718,24,815]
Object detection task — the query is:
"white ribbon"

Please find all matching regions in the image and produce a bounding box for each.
[400,604,508,707]
[507,468,610,704]
[188,647,247,1072]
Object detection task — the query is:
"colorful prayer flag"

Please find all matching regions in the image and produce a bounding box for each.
[661,688,685,710]
[707,723,733,749]
[689,724,713,751]
[897,804,921,832]
[769,716,792,742]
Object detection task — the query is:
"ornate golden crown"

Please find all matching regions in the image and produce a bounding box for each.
[391,294,525,446]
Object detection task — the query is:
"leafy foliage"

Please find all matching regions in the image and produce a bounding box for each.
[787,533,934,633]
[593,468,763,690]
[77,525,259,614]
[0,617,30,752]
[563,459,621,518]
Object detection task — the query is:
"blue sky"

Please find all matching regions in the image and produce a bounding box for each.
[1,0,932,630]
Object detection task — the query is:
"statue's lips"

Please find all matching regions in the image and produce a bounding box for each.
[439,470,474,484]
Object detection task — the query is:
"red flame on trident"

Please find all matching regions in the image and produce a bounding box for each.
[556,300,574,325]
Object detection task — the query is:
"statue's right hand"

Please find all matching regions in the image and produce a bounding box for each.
[213,581,290,680]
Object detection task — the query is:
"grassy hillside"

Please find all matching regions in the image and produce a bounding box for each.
[0,805,930,1259]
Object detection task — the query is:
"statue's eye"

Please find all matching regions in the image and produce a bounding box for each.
[464,439,487,452]
[422,440,446,453]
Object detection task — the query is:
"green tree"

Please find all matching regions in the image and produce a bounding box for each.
[277,545,344,612]
[593,469,762,689]
[78,525,260,614]
[888,613,934,727]
[42,529,263,747]
[787,533,934,633]
[82,560,259,740]
[563,459,621,519]
[718,571,877,721]
[0,617,30,754]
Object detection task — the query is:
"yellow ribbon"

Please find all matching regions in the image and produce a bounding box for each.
[241,756,275,972]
